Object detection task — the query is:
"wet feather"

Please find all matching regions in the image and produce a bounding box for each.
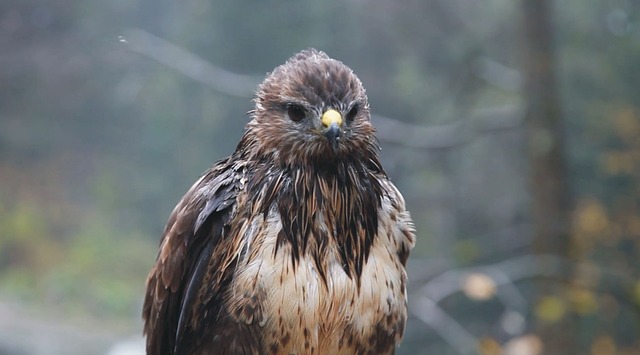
[142,49,415,355]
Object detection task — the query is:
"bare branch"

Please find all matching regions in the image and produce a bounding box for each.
[474,56,523,92]
[121,28,260,98]
[372,104,523,150]
[121,28,524,149]
[410,297,479,355]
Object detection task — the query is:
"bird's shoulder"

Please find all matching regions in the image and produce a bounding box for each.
[377,177,416,266]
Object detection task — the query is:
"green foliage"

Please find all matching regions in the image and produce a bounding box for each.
[0,191,155,319]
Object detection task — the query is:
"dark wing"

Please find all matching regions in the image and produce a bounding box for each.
[142,158,246,355]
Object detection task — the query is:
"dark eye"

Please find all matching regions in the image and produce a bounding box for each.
[346,105,359,122]
[287,104,306,122]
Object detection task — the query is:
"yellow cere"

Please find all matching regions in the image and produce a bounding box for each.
[321,109,342,128]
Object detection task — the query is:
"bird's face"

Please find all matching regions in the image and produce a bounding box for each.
[247,49,378,167]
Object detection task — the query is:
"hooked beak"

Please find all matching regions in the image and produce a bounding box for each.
[321,109,342,150]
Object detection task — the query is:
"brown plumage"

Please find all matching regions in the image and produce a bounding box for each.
[142,49,415,355]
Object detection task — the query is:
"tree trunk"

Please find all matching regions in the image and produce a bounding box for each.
[521,0,575,353]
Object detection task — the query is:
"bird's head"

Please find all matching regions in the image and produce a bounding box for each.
[245,49,378,167]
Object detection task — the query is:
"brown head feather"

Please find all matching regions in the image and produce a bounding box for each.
[241,48,378,167]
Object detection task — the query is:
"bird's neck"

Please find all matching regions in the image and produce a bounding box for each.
[249,156,385,281]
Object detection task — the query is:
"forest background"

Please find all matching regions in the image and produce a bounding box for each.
[1,0,639,354]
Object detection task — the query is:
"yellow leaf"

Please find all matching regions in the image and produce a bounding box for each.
[614,107,640,142]
[478,337,502,355]
[535,296,566,323]
[572,198,611,255]
[633,281,640,306]
[574,199,609,235]
[568,287,598,315]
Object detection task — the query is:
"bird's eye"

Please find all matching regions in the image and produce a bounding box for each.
[287,105,306,122]
[346,105,359,122]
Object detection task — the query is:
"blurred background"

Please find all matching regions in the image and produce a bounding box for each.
[1,0,639,354]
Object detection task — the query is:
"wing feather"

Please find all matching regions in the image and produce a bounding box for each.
[142,157,246,355]
[175,239,214,353]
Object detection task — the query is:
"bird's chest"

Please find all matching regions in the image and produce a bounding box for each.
[227,212,406,354]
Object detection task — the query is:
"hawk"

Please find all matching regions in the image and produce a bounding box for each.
[142,49,415,355]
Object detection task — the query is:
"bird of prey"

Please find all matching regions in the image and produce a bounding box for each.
[142,49,415,355]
